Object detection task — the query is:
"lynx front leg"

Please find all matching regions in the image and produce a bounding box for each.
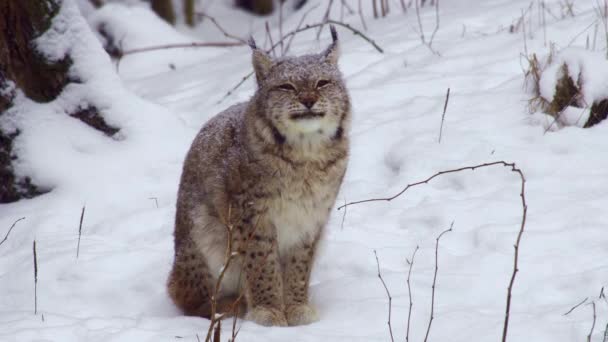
[235,223,287,327]
[282,238,319,326]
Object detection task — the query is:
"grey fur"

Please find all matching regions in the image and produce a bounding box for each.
[167,32,351,327]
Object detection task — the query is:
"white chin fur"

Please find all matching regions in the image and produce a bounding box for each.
[293,119,324,133]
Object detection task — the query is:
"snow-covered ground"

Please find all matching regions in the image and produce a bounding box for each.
[2,0,608,341]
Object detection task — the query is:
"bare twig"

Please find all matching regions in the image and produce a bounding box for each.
[522,9,529,56]
[563,297,588,316]
[589,302,597,342]
[423,222,453,342]
[340,0,355,15]
[340,198,348,230]
[358,0,368,31]
[0,217,25,247]
[218,19,384,104]
[374,250,394,342]
[415,0,441,55]
[149,197,159,208]
[336,161,528,342]
[317,0,335,39]
[284,4,320,55]
[33,240,38,315]
[197,13,247,44]
[76,206,85,258]
[428,0,440,47]
[405,245,419,342]
[279,2,285,55]
[373,0,379,18]
[213,319,221,342]
[270,20,384,53]
[120,41,243,58]
[401,0,408,13]
[216,71,255,105]
[265,22,278,58]
[438,87,450,143]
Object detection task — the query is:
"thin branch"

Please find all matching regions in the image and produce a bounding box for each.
[438,87,450,143]
[374,250,394,342]
[589,302,597,342]
[0,217,25,247]
[423,222,453,342]
[197,13,247,44]
[415,0,426,44]
[265,22,277,58]
[76,206,85,259]
[428,0,440,48]
[316,0,335,40]
[33,240,38,315]
[270,20,384,54]
[563,297,588,316]
[284,4,320,55]
[340,198,348,230]
[218,19,384,104]
[148,197,159,208]
[405,245,419,342]
[279,1,285,56]
[120,41,243,59]
[358,0,368,31]
[336,161,527,342]
[213,319,221,342]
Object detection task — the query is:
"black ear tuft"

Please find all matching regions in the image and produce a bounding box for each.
[330,25,338,43]
[248,36,258,50]
[324,25,340,65]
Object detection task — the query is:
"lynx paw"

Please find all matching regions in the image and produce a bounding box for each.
[285,304,319,326]
[246,306,288,327]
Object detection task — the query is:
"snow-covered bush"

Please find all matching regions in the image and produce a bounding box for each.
[526,47,608,128]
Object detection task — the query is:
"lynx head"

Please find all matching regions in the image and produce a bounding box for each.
[249,26,350,146]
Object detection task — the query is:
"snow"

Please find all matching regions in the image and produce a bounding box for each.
[1,0,608,341]
[537,47,608,120]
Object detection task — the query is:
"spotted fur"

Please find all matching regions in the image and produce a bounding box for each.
[167,27,350,327]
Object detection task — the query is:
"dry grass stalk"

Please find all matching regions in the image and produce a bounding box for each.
[423,222,453,342]
[0,217,25,247]
[588,302,597,342]
[373,250,395,342]
[438,87,450,143]
[563,297,588,316]
[405,246,419,342]
[33,240,38,315]
[76,206,85,258]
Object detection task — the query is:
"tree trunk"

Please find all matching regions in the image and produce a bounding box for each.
[0,0,118,203]
[0,0,70,203]
[184,0,196,27]
[0,1,70,103]
[236,0,274,15]
[151,0,176,25]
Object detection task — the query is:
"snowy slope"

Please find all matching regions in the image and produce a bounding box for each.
[1,0,608,341]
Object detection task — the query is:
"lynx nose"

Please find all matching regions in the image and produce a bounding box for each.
[299,94,317,109]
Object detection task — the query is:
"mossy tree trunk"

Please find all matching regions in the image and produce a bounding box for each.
[184,0,196,27]
[151,0,176,25]
[0,0,118,203]
[0,0,70,203]
[236,0,274,15]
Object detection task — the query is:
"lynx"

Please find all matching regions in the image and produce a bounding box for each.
[167,26,350,327]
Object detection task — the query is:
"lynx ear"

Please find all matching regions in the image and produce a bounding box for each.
[323,25,340,65]
[249,36,273,82]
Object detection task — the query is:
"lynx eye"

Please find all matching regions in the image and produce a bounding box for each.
[277,83,296,91]
[316,80,331,88]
